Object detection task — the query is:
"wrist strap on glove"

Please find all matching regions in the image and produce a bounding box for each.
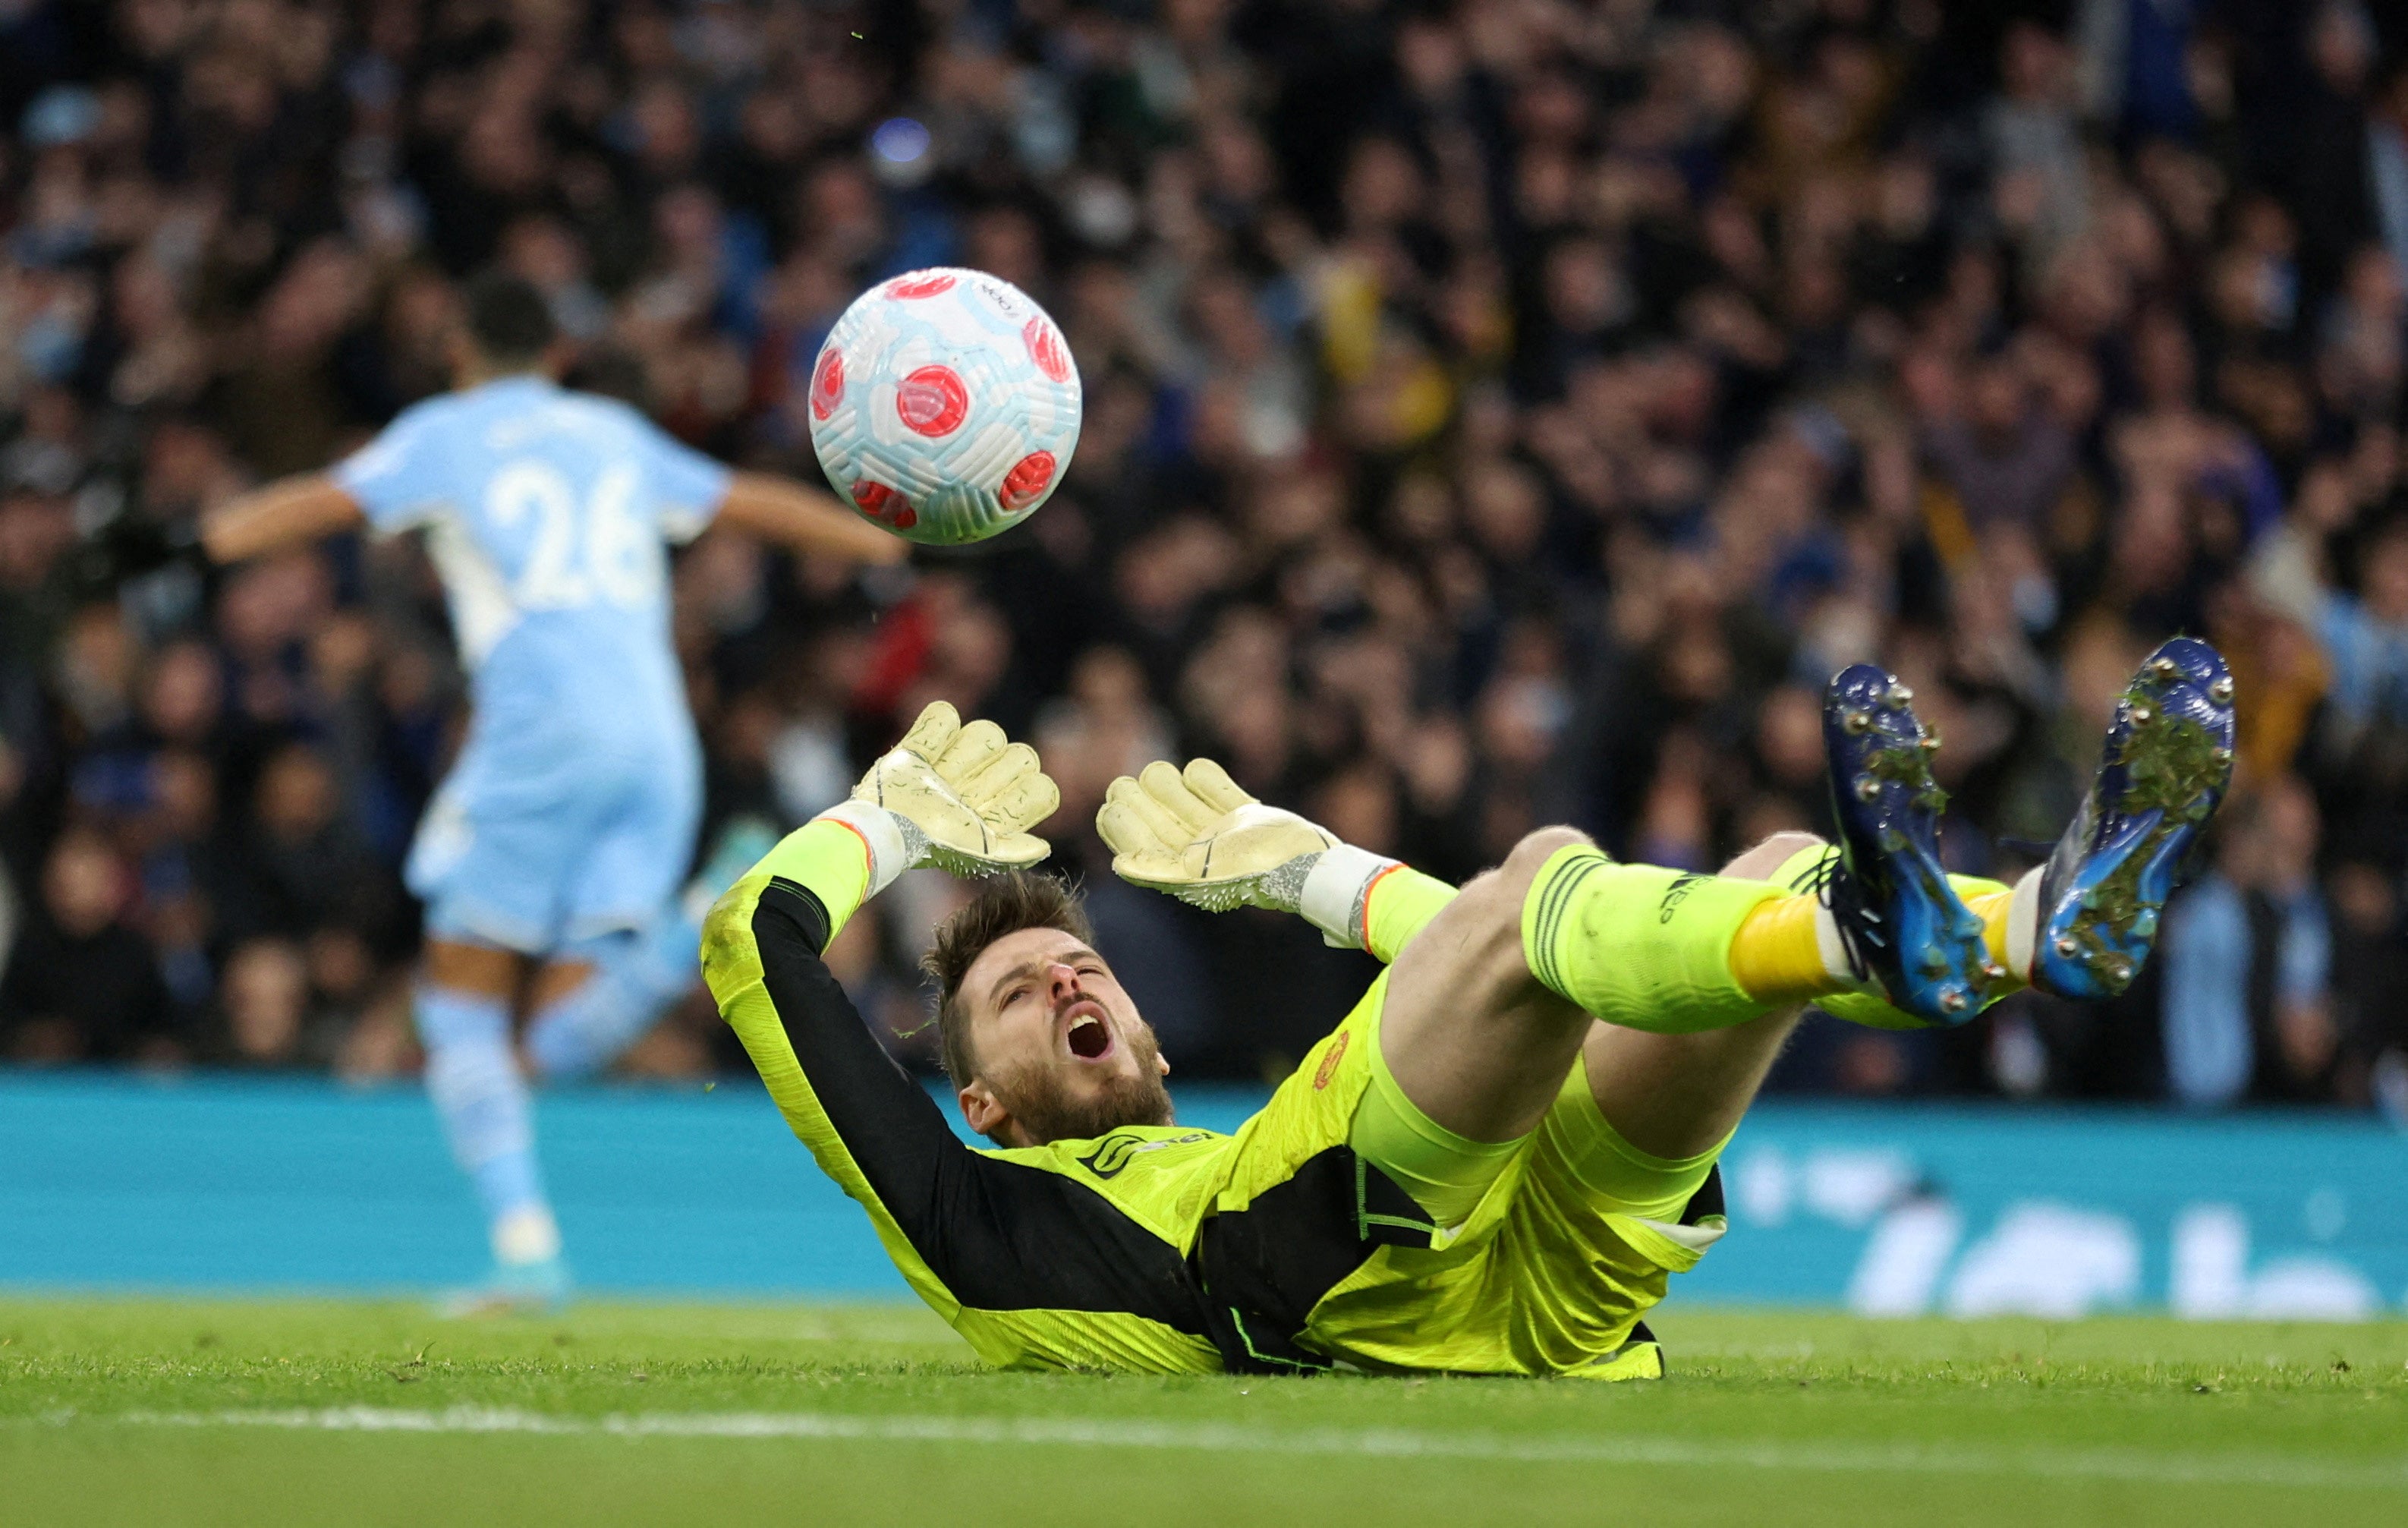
[814,799,927,899]
[1299,843,1402,948]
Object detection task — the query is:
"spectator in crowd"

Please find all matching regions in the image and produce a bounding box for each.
[1,823,174,1061]
[2161,777,2336,1107]
[2,0,2407,1111]
[2322,852,2408,1114]
[212,934,314,1069]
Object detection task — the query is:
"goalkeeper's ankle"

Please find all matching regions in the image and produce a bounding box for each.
[1971,869,2041,985]
[1730,843,2039,1020]
[1728,892,1863,1005]
[1751,839,2040,988]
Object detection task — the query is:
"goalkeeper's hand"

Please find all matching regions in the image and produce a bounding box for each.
[1097,758,1342,914]
[841,700,1059,878]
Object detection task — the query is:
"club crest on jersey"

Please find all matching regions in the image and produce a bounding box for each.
[1313,1028,1351,1090]
[1078,1130,1210,1180]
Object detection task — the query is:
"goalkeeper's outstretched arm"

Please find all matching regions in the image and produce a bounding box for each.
[700,701,1068,1339]
[1094,758,1458,962]
[704,698,1056,1037]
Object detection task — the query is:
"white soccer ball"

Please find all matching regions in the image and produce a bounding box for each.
[806,267,1082,547]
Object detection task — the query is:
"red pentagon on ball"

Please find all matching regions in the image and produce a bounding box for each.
[1022,317,1071,383]
[1000,450,1056,511]
[850,477,918,530]
[883,273,956,300]
[809,346,844,421]
[895,364,969,436]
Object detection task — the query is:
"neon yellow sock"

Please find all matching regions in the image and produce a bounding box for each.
[1727,893,1838,1004]
[1520,846,1785,1034]
[1364,865,1459,963]
[1750,842,2023,1029]
[1965,886,2018,976]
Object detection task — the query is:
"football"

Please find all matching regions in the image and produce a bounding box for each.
[806,267,1083,546]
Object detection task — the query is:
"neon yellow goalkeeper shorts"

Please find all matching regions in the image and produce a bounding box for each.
[1212,971,1730,1380]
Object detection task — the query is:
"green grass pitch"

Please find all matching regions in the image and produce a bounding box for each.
[4,1296,2404,1526]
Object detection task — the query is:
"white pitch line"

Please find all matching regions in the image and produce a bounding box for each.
[20,1407,2406,1492]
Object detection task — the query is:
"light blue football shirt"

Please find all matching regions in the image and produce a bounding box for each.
[333,375,730,773]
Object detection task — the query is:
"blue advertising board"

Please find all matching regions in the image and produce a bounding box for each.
[1686,1104,2408,1319]
[3,1073,2404,1317]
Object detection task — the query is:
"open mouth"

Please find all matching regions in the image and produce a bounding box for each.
[1065,1007,1114,1061]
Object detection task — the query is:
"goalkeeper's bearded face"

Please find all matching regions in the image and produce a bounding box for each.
[954,927,1173,1148]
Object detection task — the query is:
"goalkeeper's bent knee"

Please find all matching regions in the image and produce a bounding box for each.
[1519,844,1786,1033]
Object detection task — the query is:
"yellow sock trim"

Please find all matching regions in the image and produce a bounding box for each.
[1966,887,2017,981]
[1729,894,1841,1005]
[1752,841,2029,1025]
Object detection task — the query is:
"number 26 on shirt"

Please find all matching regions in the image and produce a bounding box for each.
[483,458,663,610]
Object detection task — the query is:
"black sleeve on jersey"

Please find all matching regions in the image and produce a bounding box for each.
[750,877,1214,1337]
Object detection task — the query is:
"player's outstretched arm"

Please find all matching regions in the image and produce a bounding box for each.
[713,472,910,565]
[1096,758,1456,961]
[199,474,369,564]
[89,469,359,589]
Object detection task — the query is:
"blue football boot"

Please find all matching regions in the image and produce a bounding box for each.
[2029,637,2236,1000]
[1820,664,1996,1024]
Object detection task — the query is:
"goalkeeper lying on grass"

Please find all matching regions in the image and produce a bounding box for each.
[701,641,2235,1378]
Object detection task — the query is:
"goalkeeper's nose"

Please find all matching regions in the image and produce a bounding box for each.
[1046,962,1085,1007]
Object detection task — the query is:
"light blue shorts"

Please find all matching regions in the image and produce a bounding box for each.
[407,732,702,956]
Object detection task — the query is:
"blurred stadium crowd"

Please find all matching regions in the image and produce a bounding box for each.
[5,0,2408,1111]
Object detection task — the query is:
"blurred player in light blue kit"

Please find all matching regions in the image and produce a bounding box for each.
[201,274,903,1307]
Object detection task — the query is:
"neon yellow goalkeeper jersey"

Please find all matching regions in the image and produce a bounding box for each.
[704,869,1701,1378]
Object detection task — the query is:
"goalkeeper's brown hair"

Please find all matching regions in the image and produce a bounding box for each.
[922,871,1095,1084]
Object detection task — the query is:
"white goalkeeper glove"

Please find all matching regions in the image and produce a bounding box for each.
[816,701,1059,892]
[1096,758,1396,946]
